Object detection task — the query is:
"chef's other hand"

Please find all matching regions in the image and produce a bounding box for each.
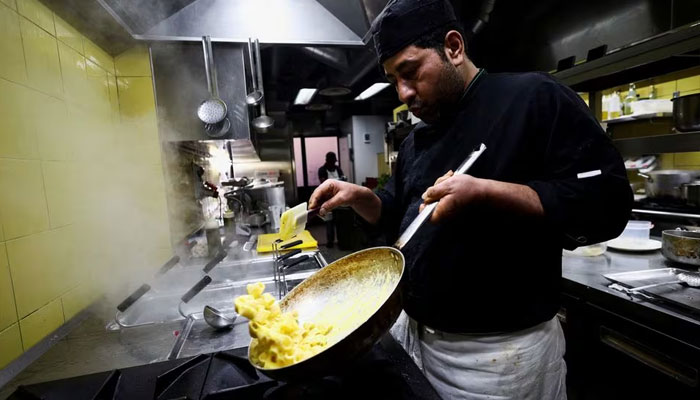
[419,174,486,222]
[309,180,382,224]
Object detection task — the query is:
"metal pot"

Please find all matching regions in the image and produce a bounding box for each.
[638,170,700,199]
[671,93,700,132]
[683,181,700,207]
[662,229,700,266]
[250,247,404,381]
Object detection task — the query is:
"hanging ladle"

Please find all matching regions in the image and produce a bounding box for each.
[246,38,263,105]
[251,38,274,131]
[197,36,228,131]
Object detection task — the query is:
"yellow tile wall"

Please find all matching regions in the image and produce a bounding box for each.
[19,297,63,350]
[0,3,170,366]
[0,324,23,369]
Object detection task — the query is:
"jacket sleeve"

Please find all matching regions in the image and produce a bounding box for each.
[525,79,633,250]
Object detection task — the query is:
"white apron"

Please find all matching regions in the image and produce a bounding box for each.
[390,312,567,400]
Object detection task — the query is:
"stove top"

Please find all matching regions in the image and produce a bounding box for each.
[9,335,440,400]
[634,198,700,216]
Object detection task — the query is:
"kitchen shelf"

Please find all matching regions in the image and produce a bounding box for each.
[553,22,700,92]
[605,112,673,125]
[612,131,700,156]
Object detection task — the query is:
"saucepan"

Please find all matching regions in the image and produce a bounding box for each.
[637,170,700,200]
[246,144,487,381]
[662,229,700,267]
[671,92,700,132]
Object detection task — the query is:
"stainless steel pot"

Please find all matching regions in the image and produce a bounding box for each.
[250,247,404,381]
[662,229,700,266]
[671,93,700,132]
[682,181,700,207]
[638,170,700,199]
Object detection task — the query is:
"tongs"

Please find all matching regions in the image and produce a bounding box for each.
[394,143,486,249]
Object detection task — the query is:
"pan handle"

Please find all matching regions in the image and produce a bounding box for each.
[278,249,302,261]
[638,172,653,183]
[156,256,180,276]
[394,144,486,249]
[280,239,303,249]
[203,251,227,273]
[282,255,310,269]
[117,284,151,312]
[181,276,212,303]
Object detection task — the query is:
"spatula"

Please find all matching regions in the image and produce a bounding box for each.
[279,202,320,240]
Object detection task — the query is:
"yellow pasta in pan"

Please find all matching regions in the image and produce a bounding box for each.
[234,282,332,368]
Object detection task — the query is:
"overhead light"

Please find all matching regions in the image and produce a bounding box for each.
[354,83,390,101]
[294,88,317,105]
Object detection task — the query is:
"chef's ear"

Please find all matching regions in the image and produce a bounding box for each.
[444,30,465,67]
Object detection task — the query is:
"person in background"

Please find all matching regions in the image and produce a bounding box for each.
[309,0,632,398]
[318,152,345,247]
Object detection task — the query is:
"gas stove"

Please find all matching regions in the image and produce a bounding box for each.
[8,335,440,400]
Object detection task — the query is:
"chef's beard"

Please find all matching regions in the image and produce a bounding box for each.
[411,61,466,125]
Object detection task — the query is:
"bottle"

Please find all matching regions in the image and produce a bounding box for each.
[601,94,610,121]
[609,91,622,119]
[623,83,637,115]
[649,85,657,99]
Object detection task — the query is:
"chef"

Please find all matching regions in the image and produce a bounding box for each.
[309,0,633,398]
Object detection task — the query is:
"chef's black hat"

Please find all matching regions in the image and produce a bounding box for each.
[372,0,459,64]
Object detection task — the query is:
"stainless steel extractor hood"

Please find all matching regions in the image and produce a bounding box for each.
[136,0,365,46]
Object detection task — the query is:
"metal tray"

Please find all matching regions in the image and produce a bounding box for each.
[604,268,700,315]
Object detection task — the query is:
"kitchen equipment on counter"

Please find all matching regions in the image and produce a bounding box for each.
[624,271,700,293]
[245,211,268,227]
[250,247,404,381]
[638,170,700,199]
[279,202,320,240]
[662,229,700,266]
[606,220,662,252]
[682,181,700,207]
[256,230,318,253]
[203,305,236,330]
[197,36,229,136]
[245,38,263,105]
[672,92,700,132]
[251,38,274,132]
[605,268,700,310]
[607,238,662,252]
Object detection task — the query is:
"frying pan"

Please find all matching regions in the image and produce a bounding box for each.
[248,144,487,381]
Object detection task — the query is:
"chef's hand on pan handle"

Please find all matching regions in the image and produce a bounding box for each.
[420,172,544,223]
[309,180,382,225]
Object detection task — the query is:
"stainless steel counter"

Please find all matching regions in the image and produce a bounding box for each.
[561,242,700,346]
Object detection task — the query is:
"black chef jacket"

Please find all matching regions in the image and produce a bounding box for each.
[375,70,632,334]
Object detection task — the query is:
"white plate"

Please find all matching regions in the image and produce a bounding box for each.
[607,238,662,252]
